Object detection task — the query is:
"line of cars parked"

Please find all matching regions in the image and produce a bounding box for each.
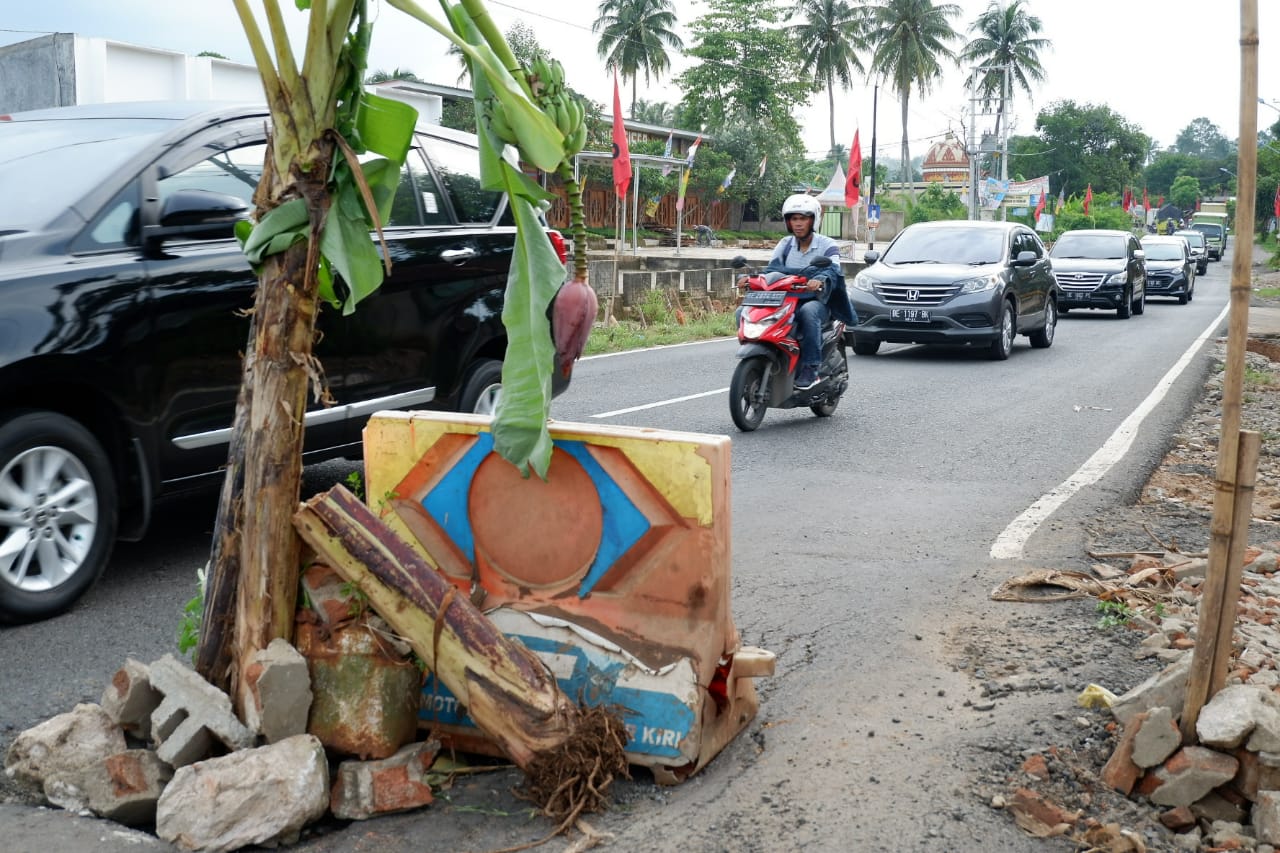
[849,218,1216,360]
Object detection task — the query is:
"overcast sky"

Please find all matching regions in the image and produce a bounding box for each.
[3,0,1277,164]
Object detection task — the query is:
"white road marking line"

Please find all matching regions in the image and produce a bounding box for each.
[592,388,729,418]
[990,304,1230,560]
[580,337,736,363]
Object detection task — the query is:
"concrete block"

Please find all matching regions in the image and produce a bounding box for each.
[100,658,161,741]
[243,638,312,744]
[1112,654,1191,727]
[148,654,254,767]
[1137,746,1239,807]
[330,738,440,820]
[1132,706,1181,768]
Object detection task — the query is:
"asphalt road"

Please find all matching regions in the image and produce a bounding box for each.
[0,248,1236,851]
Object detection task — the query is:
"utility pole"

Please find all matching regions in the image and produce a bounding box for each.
[869,82,878,249]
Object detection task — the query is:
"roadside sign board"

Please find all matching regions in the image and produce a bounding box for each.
[867,202,880,224]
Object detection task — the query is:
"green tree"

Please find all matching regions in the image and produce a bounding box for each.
[905,182,965,223]
[676,0,810,158]
[788,0,867,155]
[365,67,424,83]
[1144,151,1199,196]
[960,0,1048,143]
[1170,174,1201,211]
[197,50,229,60]
[866,0,962,201]
[1032,100,1150,201]
[1174,117,1231,159]
[631,98,676,125]
[593,0,684,117]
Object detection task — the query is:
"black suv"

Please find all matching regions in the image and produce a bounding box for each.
[1049,229,1147,318]
[0,101,568,622]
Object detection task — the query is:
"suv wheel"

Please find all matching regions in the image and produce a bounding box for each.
[1133,288,1146,315]
[459,359,504,415]
[988,300,1015,360]
[0,411,117,623]
[852,339,880,356]
[1029,299,1057,349]
[1117,287,1132,319]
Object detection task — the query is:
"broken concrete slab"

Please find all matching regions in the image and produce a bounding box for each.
[155,734,328,851]
[43,749,172,826]
[243,638,312,744]
[4,704,126,787]
[1110,654,1191,727]
[1132,706,1181,768]
[1137,746,1239,807]
[100,659,161,742]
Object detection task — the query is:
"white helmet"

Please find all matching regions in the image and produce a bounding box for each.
[781,193,822,221]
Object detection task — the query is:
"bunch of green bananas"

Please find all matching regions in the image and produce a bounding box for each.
[527,55,587,157]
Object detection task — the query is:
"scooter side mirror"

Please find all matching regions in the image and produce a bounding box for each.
[731,255,748,269]
[811,255,833,268]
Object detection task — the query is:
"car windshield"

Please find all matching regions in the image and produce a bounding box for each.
[1143,243,1184,261]
[881,226,1006,265]
[0,115,177,232]
[1192,223,1223,237]
[1050,235,1127,259]
[1176,232,1204,246]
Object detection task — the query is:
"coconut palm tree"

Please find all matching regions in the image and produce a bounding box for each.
[789,0,867,156]
[960,0,1049,143]
[631,98,676,126]
[593,0,684,117]
[865,0,961,200]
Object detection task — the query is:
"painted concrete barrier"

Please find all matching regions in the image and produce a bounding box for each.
[362,411,773,783]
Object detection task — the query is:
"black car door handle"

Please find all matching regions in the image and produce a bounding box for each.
[441,247,477,264]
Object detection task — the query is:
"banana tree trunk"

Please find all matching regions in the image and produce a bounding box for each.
[294,484,580,766]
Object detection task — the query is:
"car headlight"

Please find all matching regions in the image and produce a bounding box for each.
[957,273,1000,294]
[852,272,879,293]
[1105,272,1129,285]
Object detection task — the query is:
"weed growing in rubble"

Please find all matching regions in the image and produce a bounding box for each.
[176,563,207,659]
[345,469,366,500]
[1096,599,1135,630]
[1245,366,1278,389]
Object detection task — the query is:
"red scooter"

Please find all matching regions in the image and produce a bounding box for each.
[729,255,849,432]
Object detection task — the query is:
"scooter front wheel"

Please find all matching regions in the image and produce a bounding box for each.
[730,357,769,432]
[811,396,840,417]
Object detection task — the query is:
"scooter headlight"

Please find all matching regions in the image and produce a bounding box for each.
[742,320,772,338]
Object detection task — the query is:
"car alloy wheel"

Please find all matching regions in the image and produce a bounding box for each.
[988,300,1015,360]
[0,411,117,622]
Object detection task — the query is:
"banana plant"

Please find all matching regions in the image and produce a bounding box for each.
[388,0,596,479]
[198,0,416,699]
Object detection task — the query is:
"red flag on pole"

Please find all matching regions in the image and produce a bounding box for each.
[845,129,862,209]
[1122,188,1131,211]
[1143,187,1150,211]
[1274,184,1280,219]
[611,73,631,199]
[1034,189,1046,225]
[1083,184,1093,215]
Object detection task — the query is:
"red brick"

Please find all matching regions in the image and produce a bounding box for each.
[1159,805,1195,830]
[1022,754,1049,780]
[1102,712,1146,795]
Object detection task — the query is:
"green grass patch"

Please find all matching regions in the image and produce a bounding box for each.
[586,311,736,355]
[1259,287,1280,299]
[1245,366,1278,388]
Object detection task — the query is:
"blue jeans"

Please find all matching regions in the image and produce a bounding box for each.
[795,298,829,369]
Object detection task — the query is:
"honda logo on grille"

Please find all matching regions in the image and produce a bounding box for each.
[907,289,920,301]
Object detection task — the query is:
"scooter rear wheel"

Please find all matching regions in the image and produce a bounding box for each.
[730,357,769,432]
[811,397,839,417]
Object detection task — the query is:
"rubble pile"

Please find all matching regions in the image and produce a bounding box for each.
[2,576,445,851]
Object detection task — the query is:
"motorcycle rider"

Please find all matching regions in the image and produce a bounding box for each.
[764,194,856,390]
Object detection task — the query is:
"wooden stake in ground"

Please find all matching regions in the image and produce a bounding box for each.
[1180,0,1261,740]
[294,485,627,821]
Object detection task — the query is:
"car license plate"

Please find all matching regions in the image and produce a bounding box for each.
[1068,291,1090,301]
[743,291,786,307]
[890,308,930,322]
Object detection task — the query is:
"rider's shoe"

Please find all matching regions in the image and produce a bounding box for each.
[794,366,820,391]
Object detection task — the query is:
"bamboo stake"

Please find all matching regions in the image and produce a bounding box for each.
[1180,0,1260,740]
[1209,431,1262,689]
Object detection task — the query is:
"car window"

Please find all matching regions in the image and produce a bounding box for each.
[81,182,143,250]
[881,226,1006,265]
[0,116,178,232]
[1142,243,1184,261]
[404,147,448,226]
[419,134,501,223]
[158,142,266,209]
[1016,231,1043,258]
[1050,235,1127,259]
